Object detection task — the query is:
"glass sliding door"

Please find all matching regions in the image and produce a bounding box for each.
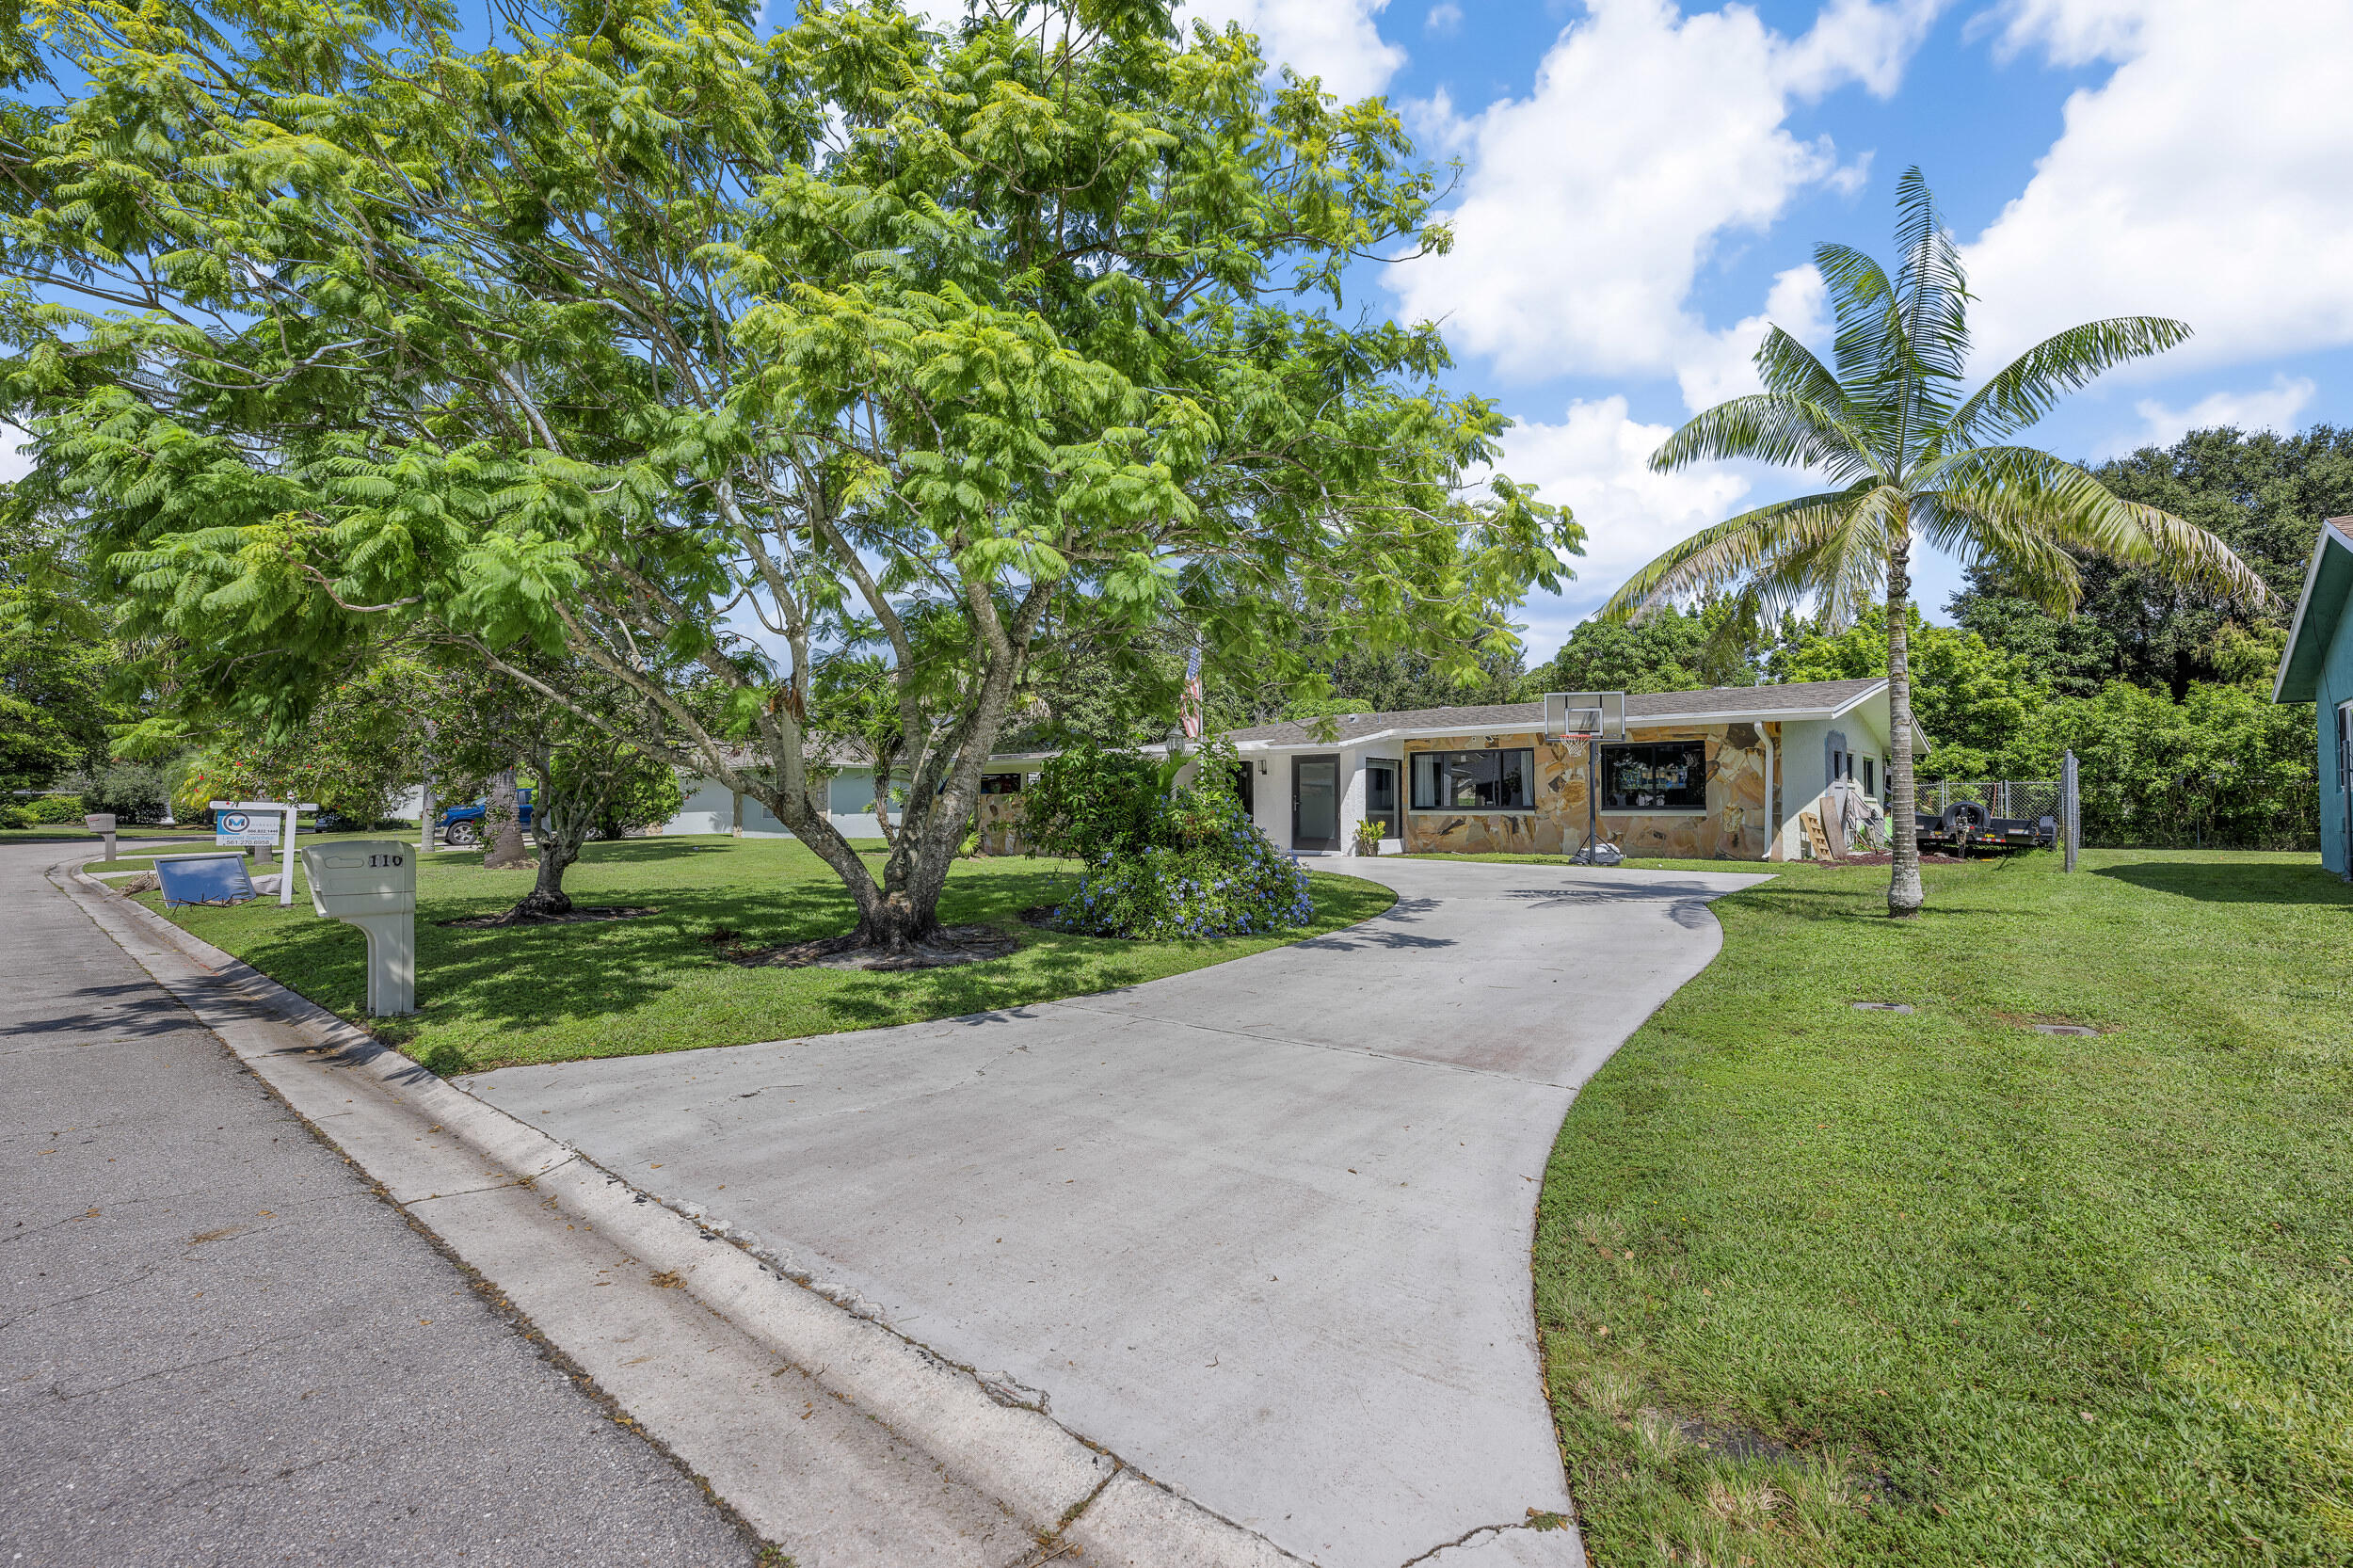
[1292,756,1340,851]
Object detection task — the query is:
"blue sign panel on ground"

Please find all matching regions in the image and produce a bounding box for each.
[154,853,259,908]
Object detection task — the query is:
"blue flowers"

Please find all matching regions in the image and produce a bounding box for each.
[1049,814,1313,941]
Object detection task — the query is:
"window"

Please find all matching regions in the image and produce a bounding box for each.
[1410,748,1533,811]
[1601,741,1707,811]
[1862,757,1875,796]
[1364,760,1400,835]
[979,773,1023,795]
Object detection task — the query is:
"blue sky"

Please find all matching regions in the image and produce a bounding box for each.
[1173,0,2353,658]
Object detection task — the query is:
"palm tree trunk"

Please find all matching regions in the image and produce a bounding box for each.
[1885,516,1926,917]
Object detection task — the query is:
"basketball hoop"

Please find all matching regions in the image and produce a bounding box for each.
[1545,691,1626,866]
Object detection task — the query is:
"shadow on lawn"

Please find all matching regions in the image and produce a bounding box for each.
[275,861,1164,1067]
[2092,859,2353,906]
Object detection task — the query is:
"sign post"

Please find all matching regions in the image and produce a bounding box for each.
[213,799,318,905]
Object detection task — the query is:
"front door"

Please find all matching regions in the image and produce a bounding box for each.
[1292,755,1339,851]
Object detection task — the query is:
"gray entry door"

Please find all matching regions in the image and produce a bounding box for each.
[1292,756,1339,851]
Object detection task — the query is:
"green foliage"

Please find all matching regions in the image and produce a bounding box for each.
[1770,606,2045,779]
[0,527,123,792]
[1023,741,1172,863]
[1,0,1576,943]
[1526,600,1761,698]
[177,656,436,824]
[2022,681,2317,850]
[22,792,86,823]
[1952,425,2353,698]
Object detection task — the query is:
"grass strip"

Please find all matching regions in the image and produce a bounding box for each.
[136,835,1394,1076]
[1462,847,2350,1565]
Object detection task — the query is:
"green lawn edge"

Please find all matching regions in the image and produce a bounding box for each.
[123,835,1396,1077]
[1515,848,2351,1565]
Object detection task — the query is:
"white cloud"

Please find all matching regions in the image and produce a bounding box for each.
[0,424,29,485]
[1964,0,2353,374]
[1674,264,1832,413]
[1425,2,1462,36]
[1500,396,1760,646]
[1391,0,1939,382]
[2103,374,2318,457]
[1175,0,1405,102]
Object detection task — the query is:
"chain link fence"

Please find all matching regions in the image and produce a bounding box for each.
[1913,752,2084,869]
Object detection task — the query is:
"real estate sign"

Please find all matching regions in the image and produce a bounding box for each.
[215,808,282,847]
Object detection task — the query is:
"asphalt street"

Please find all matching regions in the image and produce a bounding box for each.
[1,840,761,1568]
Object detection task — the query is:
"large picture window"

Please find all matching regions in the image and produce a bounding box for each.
[1602,742,1707,811]
[1410,748,1534,811]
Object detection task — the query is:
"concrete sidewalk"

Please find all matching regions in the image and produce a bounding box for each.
[0,841,762,1568]
[468,856,1769,1567]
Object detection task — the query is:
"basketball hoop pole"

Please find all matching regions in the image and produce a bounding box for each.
[1588,735,1599,861]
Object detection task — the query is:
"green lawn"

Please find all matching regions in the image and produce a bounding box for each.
[1481,847,2349,1566]
[127,835,1394,1076]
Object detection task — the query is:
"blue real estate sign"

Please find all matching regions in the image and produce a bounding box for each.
[215,809,281,847]
[153,853,260,908]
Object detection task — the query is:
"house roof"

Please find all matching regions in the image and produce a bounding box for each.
[2272,517,2353,703]
[1184,677,1900,751]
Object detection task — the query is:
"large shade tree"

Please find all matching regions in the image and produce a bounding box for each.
[0,0,1576,949]
[1605,170,2264,915]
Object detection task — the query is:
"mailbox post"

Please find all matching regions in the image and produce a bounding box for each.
[299,839,417,1016]
[84,812,118,863]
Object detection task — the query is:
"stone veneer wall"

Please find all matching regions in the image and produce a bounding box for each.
[1401,724,1772,860]
[975,792,1029,856]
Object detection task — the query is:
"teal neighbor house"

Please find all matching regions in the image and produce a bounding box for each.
[2276,516,2353,875]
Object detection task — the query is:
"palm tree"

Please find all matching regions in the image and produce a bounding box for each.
[1607,168,2265,915]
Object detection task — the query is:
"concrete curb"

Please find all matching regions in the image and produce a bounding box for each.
[52,856,1315,1567]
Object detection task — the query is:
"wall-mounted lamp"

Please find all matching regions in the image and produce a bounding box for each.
[1257,760,1269,775]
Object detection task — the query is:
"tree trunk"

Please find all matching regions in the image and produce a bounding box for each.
[1885,516,1926,917]
[871,760,895,847]
[485,767,530,868]
[500,754,602,921]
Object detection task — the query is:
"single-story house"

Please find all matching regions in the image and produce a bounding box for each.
[2272,515,2353,875]
[655,677,1923,862]
[660,742,908,841]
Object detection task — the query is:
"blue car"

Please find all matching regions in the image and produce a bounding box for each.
[439,789,534,846]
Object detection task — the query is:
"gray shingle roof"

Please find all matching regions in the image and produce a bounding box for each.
[1205,678,1888,748]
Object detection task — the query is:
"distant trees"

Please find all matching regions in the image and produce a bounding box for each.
[1952,426,2353,699]
[1524,600,1761,697]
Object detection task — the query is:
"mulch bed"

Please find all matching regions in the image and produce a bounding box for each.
[720,923,1019,972]
[437,905,661,929]
[1017,903,1063,929]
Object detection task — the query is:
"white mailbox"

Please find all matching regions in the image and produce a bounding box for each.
[300,840,417,1016]
[85,812,118,862]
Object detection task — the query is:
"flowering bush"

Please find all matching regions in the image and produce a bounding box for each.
[1047,756,1313,939]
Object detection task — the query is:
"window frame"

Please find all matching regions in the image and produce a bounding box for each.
[1599,740,1710,815]
[1408,747,1537,814]
[978,772,1024,796]
[1363,758,1401,837]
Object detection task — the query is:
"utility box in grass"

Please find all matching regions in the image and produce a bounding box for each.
[300,840,416,1016]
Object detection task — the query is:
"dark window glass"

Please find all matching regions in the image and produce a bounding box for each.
[979,773,1023,795]
[1365,760,1400,834]
[1862,757,1874,795]
[1410,748,1534,810]
[1232,762,1255,816]
[1601,742,1707,811]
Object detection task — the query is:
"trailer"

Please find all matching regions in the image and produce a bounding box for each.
[1915,798,2058,856]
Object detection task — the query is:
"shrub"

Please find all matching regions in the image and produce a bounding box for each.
[24,792,87,824]
[0,802,29,828]
[1023,741,1173,862]
[1045,742,1313,939]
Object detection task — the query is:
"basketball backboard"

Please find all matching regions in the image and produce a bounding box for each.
[1545,690,1625,741]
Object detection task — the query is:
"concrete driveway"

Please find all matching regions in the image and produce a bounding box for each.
[465,856,1769,1566]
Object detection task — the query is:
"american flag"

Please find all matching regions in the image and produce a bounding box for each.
[1180,647,1204,740]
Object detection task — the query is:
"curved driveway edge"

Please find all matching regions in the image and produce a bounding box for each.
[467,857,1770,1567]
